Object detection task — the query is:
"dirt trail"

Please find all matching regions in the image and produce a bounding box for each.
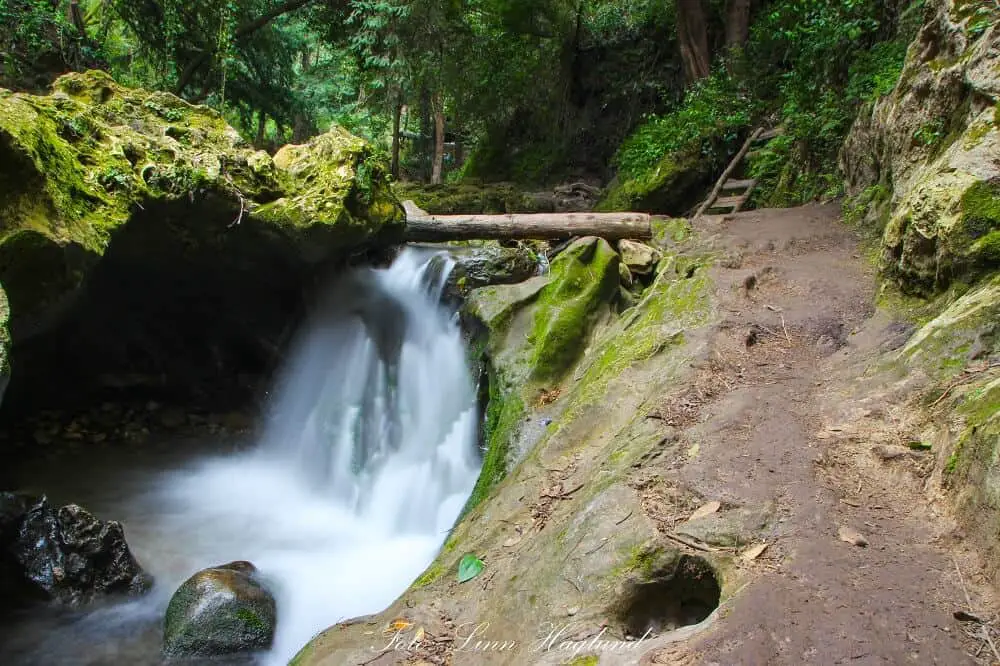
[643,205,993,665]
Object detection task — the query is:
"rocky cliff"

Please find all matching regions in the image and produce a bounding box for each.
[0,71,402,415]
[841,0,999,295]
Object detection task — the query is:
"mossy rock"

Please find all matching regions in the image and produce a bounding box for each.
[0,70,402,335]
[163,561,277,659]
[895,273,1000,378]
[528,237,621,382]
[841,2,1000,294]
[392,182,530,214]
[596,144,709,214]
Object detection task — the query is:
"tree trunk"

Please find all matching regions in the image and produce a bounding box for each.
[418,86,432,182]
[391,100,402,179]
[431,93,445,185]
[402,209,653,242]
[676,0,711,82]
[256,112,267,147]
[724,0,751,48]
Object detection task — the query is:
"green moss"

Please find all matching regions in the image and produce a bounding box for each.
[963,121,993,150]
[234,608,268,632]
[961,181,1000,240]
[596,146,703,213]
[393,182,530,214]
[650,217,692,247]
[465,386,525,512]
[288,641,315,666]
[614,545,667,578]
[563,657,600,666]
[566,263,713,416]
[528,238,620,381]
[413,561,446,588]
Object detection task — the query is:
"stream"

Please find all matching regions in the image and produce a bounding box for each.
[0,248,482,665]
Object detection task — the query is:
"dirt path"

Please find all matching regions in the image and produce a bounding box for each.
[644,205,993,665]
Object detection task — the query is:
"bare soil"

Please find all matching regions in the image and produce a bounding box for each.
[641,204,996,665]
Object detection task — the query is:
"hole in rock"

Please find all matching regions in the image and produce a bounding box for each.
[616,554,720,638]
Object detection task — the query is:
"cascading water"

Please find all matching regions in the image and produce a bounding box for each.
[0,248,482,665]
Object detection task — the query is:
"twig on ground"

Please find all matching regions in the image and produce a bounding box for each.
[932,362,1000,408]
[615,510,634,525]
[781,315,791,344]
[663,531,718,553]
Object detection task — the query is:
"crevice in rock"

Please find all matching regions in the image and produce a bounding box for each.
[615,554,721,638]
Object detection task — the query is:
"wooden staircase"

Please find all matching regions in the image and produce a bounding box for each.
[694,127,781,218]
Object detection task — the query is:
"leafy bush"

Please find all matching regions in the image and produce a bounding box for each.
[606,0,921,211]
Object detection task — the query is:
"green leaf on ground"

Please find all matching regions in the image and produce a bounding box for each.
[457,553,485,583]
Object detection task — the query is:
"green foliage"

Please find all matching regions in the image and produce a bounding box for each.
[606,0,919,212]
[614,72,752,180]
[0,0,100,89]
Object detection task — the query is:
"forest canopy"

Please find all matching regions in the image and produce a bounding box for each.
[0,0,925,199]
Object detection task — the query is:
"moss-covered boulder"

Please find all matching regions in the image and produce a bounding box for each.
[392,182,530,214]
[0,70,401,333]
[0,71,402,415]
[596,143,709,214]
[527,237,621,382]
[841,0,1000,294]
[163,561,276,660]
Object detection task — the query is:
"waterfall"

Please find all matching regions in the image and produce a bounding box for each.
[261,249,480,533]
[0,248,483,665]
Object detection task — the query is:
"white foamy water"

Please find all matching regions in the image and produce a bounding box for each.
[0,248,481,665]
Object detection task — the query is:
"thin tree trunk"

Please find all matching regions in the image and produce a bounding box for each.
[69,1,87,39]
[258,114,270,148]
[419,86,432,182]
[724,0,751,48]
[431,92,445,185]
[676,0,711,82]
[391,99,402,179]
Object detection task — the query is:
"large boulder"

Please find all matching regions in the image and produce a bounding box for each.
[0,493,151,607]
[0,71,403,414]
[163,561,277,660]
[841,0,1000,294]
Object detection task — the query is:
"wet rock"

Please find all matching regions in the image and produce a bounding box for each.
[164,561,277,660]
[445,244,541,302]
[4,495,151,606]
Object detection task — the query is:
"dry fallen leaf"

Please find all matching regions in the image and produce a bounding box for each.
[414,626,426,643]
[503,534,522,548]
[384,618,412,634]
[741,543,768,562]
[838,525,869,547]
[687,501,722,522]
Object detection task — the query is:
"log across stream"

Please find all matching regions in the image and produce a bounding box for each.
[401,200,660,242]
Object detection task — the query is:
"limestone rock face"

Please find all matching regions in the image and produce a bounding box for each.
[841,0,1000,293]
[0,71,403,411]
[0,70,401,334]
[163,561,277,660]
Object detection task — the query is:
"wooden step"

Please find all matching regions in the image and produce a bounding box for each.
[709,195,747,210]
[721,178,756,191]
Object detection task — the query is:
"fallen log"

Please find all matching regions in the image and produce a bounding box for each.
[402,210,653,242]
